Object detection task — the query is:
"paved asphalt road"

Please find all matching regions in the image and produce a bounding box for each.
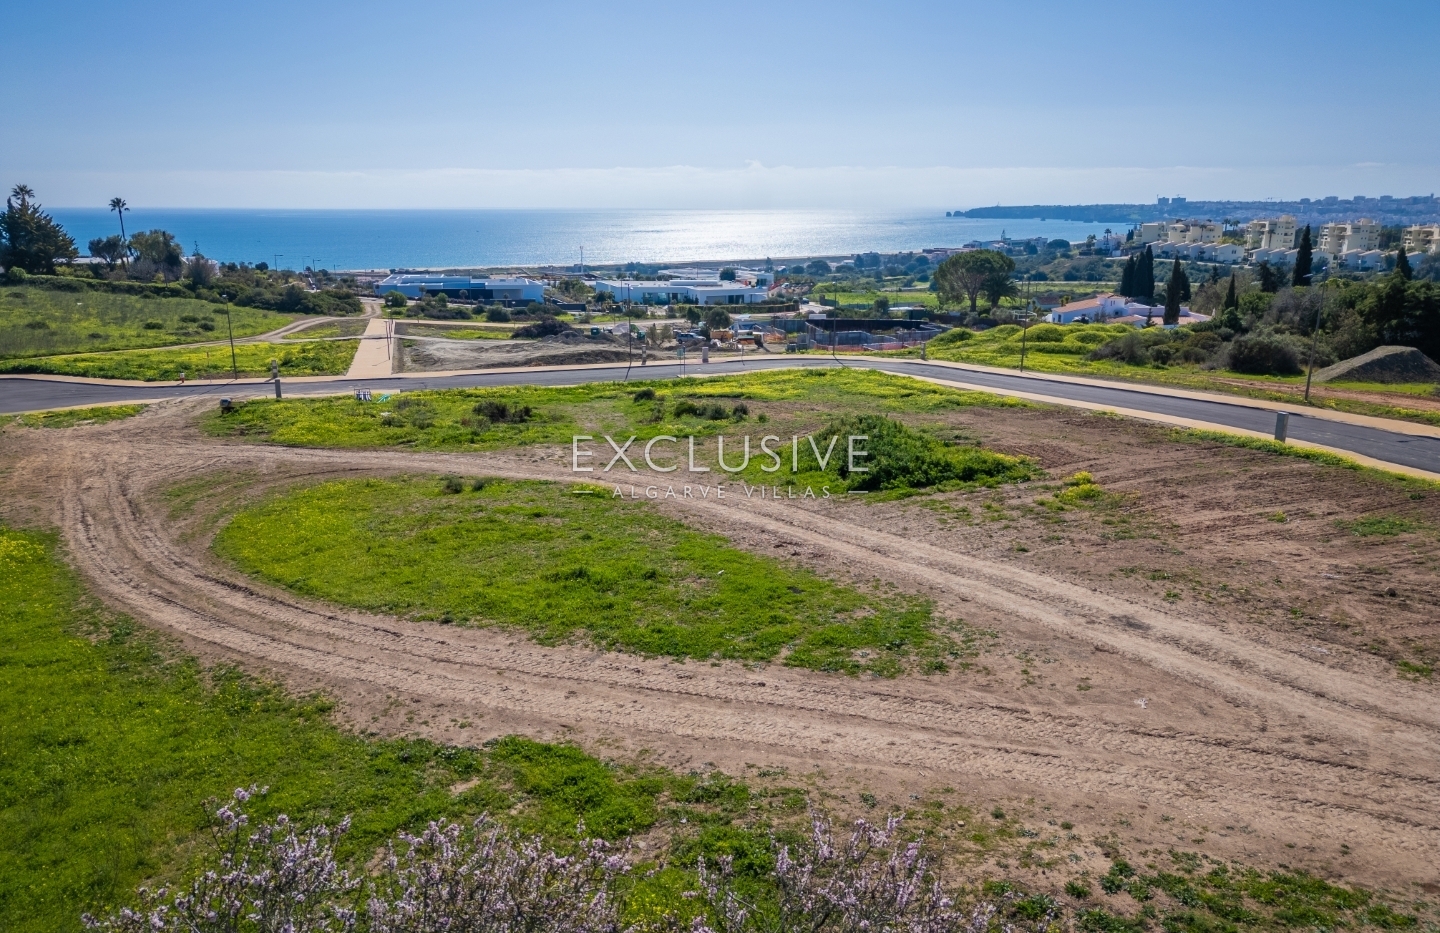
[4,358,1438,474]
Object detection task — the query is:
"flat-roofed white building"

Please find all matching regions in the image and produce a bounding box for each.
[1246,216,1297,250]
[1403,224,1440,255]
[373,274,544,303]
[1318,219,1380,257]
[1165,221,1222,244]
[594,278,768,305]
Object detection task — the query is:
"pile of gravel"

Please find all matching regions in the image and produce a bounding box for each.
[1312,345,1440,384]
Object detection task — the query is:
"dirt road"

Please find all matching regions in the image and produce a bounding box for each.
[6,401,1440,891]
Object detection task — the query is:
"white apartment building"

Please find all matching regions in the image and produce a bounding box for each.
[1165,221,1222,244]
[1246,216,1297,250]
[1151,241,1243,263]
[1403,224,1440,255]
[1334,250,1387,271]
[1318,219,1379,257]
[593,277,768,305]
[1136,222,1167,245]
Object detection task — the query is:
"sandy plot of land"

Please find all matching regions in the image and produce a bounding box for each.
[399,333,637,371]
[3,400,1439,893]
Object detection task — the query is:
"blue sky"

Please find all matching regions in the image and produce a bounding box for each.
[5,0,1438,209]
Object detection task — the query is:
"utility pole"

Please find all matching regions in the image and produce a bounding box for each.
[1303,274,1323,402]
[222,294,238,379]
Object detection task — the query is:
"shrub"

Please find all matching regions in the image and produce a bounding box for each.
[632,387,656,402]
[512,315,571,339]
[1025,323,1065,343]
[731,402,749,418]
[484,306,511,322]
[805,414,1033,492]
[1089,331,1149,365]
[383,290,408,308]
[142,321,164,330]
[1225,334,1301,375]
[441,475,465,494]
[928,328,973,348]
[471,400,533,424]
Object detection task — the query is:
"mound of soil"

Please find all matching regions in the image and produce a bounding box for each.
[1313,345,1440,384]
[400,334,634,371]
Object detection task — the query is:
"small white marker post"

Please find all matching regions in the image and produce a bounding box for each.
[1274,411,1289,443]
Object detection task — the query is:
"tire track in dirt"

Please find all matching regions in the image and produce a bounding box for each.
[15,401,1440,886]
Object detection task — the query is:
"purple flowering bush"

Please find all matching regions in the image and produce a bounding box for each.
[84,789,1021,933]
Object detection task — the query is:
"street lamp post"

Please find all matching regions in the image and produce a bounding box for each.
[1018,302,1035,372]
[222,294,238,379]
[1302,273,1323,402]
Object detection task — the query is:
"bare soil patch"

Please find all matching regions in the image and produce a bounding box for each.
[399,332,636,371]
[3,399,1439,895]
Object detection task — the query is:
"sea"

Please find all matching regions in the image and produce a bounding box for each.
[49,208,1120,271]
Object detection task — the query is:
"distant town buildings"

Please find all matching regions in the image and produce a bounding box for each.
[593,274,769,305]
[1403,224,1440,255]
[1245,216,1298,251]
[1317,219,1380,257]
[373,274,544,303]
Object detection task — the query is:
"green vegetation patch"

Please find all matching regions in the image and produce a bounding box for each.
[0,286,293,359]
[202,367,1029,452]
[281,320,369,340]
[0,340,356,381]
[213,476,967,675]
[14,404,146,428]
[804,414,1033,493]
[0,523,767,932]
[400,322,515,340]
[1338,515,1419,537]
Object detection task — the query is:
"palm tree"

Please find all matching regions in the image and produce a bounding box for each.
[109,197,129,268]
[10,184,35,209]
[109,197,129,240]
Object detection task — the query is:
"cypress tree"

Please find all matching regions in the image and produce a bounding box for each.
[1138,246,1155,303]
[1223,273,1237,310]
[1164,259,1186,325]
[1395,245,1413,281]
[1293,225,1313,286]
[1179,261,1192,302]
[1119,255,1135,297]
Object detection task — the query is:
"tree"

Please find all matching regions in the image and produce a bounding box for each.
[1135,246,1155,303]
[719,267,736,281]
[1257,260,1281,293]
[705,307,732,329]
[805,259,832,276]
[185,251,214,288]
[1395,245,1413,281]
[382,290,408,308]
[1119,255,1136,297]
[1220,273,1242,330]
[108,197,129,268]
[128,229,184,280]
[1293,225,1313,286]
[935,249,1015,314]
[1164,259,1188,325]
[0,185,78,274]
[983,270,1018,309]
[88,235,127,269]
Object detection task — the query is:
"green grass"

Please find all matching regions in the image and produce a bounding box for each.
[810,286,941,310]
[282,320,369,339]
[1338,515,1420,537]
[14,404,147,428]
[0,340,357,381]
[0,286,295,359]
[908,323,1440,429]
[213,476,971,676]
[203,367,1029,453]
[0,523,770,932]
[400,323,516,340]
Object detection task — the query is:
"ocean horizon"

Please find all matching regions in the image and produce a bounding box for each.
[49,208,1122,271]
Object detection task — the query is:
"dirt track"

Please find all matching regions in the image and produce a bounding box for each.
[6,400,1440,891]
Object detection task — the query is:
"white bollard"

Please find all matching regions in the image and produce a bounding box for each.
[1274,411,1289,443]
